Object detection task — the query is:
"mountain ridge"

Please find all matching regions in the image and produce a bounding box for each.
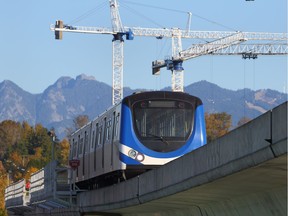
[0,75,287,139]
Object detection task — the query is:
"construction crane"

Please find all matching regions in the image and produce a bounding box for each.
[52,0,134,105]
[152,32,288,92]
[51,0,288,103]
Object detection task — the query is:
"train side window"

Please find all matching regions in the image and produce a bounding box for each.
[103,117,107,144]
[79,137,83,156]
[98,125,102,147]
[84,131,88,154]
[77,135,81,156]
[95,123,99,148]
[72,139,78,158]
[91,130,95,149]
[106,118,112,141]
[70,139,74,157]
[114,113,120,138]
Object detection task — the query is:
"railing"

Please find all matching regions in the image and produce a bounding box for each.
[30,161,57,203]
[30,161,75,208]
[5,160,75,213]
[5,179,30,208]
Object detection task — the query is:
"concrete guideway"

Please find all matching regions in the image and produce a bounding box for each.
[24,102,287,216]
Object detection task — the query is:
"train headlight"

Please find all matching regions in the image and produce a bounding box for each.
[128,149,145,162]
[136,153,145,162]
[128,149,137,159]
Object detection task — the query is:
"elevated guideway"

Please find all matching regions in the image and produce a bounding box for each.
[75,101,287,216]
[7,102,287,216]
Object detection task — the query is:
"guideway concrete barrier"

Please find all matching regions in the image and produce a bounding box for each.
[25,102,287,216]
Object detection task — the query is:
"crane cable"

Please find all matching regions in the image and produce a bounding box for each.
[120,2,165,28]
[243,59,247,119]
[210,56,215,113]
[67,1,107,25]
[120,0,238,32]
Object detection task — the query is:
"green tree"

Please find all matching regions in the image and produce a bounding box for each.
[0,120,21,158]
[33,124,53,162]
[205,112,232,143]
[20,121,34,154]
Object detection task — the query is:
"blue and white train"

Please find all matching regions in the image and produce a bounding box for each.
[69,91,206,188]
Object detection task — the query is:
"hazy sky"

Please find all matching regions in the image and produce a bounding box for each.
[0,0,287,94]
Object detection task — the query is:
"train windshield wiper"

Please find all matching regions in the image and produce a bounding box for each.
[142,133,170,145]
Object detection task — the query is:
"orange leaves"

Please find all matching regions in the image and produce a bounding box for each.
[205,112,232,143]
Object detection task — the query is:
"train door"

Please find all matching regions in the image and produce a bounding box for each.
[111,111,120,170]
[89,123,96,179]
[112,112,120,168]
[70,137,78,183]
[104,114,114,173]
[83,130,89,180]
[102,117,107,173]
[96,122,103,176]
[76,134,82,181]
[93,123,98,177]
[111,112,116,170]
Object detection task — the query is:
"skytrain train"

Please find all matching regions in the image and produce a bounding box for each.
[69,91,206,189]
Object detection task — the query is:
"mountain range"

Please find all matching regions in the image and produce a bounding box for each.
[0,74,287,139]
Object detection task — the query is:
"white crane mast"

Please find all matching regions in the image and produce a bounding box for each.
[110,0,125,105]
[171,29,184,92]
[110,0,124,33]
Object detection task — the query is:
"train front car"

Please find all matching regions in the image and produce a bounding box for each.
[119,91,206,175]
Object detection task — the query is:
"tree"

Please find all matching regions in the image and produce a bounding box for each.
[20,121,33,154]
[0,119,72,211]
[0,120,21,158]
[205,112,232,143]
[7,151,24,181]
[237,117,251,127]
[73,115,89,130]
[56,139,70,166]
[66,115,90,138]
[33,124,53,162]
[0,161,8,216]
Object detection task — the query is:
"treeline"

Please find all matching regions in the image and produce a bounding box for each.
[0,120,69,215]
[0,120,69,181]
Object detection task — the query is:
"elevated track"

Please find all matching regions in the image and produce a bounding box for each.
[6,102,287,216]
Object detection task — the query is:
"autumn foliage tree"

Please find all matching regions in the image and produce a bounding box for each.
[56,139,70,166]
[0,162,8,216]
[0,120,70,213]
[237,117,251,127]
[205,112,232,143]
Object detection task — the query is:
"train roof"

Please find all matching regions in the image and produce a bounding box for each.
[123,91,202,106]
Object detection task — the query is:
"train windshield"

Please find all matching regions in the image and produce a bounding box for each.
[133,100,194,152]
